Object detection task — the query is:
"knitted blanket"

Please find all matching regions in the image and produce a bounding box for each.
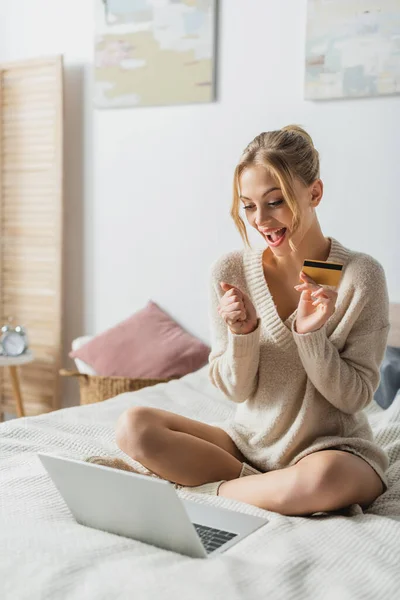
[1,367,399,599]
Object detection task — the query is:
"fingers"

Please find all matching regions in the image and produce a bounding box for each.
[309,288,338,310]
[311,287,338,300]
[218,288,246,323]
[310,288,338,312]
[227,301,243,311]
[219,281,244,306]
[312,296,330,307]
[299,272,317,284]
[227,311,246,324]
[294,282,319,294]
[218,282,257,329]
[295,270,339,315]
[220,281,242,295]
[218,306,246,323]
[298,273,338,298]
[218,301,243,312]
[223,296,242,307]
[294,282,338,299]
[220,281,245,295]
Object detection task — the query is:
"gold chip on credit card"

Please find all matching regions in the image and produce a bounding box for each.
[302,260,343,287]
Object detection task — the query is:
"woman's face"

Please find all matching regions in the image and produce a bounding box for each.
[239,165,321,257]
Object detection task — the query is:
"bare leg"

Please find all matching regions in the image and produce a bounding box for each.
[115,407,245,486]
[218,450,384,516]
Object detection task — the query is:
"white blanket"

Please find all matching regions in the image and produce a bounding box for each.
[1,367,400,600]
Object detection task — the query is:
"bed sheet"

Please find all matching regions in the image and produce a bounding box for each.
[1,367,400,600]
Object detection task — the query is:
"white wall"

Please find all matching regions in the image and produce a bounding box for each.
[1,0,399,407]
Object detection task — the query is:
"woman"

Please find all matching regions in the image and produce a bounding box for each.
[99,125,390,516]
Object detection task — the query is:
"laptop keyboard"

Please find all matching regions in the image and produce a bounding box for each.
[193,523,238,553]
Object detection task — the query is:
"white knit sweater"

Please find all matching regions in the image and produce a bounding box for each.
[208,237,390,489]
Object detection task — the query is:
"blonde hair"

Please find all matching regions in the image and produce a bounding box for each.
[231,125,320,251]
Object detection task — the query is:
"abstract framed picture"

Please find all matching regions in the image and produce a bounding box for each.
[305,0,400,100]
[94,0,218,108]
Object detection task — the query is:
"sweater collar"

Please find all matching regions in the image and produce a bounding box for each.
[242,237,353,348]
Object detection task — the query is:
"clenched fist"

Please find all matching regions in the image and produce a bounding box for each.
[218,282,259,335]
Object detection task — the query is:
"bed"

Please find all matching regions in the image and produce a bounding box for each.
[1,307,400,599]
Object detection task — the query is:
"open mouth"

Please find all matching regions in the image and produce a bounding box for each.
[265,228,287,247]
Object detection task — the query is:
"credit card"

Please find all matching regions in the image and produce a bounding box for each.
[302,259,343,287]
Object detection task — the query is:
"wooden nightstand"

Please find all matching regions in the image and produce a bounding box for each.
[0,352,34,421]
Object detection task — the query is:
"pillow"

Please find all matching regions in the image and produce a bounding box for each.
[69,301,211,379]
[374,346,400,409]
[71,336,98,375]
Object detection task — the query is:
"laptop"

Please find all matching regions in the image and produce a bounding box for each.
[38,452,268,559]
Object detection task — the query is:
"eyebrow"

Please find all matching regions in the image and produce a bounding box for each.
[240,187,281,202]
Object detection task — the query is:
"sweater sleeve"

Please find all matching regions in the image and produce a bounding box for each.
[292,258,390,415]
[208,277,261,404]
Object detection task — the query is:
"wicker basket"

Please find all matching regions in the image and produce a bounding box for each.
[59,369,177,405]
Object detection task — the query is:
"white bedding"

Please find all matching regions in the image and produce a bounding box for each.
[1,366,400,600]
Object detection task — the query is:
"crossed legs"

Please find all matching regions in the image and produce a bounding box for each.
[115,406,384,516]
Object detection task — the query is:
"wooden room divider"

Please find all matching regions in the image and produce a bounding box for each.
[0,56,64,417]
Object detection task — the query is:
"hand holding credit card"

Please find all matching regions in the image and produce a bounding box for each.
[301,259,343,287]
[294,260,342,334]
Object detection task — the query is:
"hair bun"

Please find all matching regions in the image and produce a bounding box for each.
[281,124,315,148]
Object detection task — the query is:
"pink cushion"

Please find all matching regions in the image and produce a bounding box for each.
[69,301,210,379]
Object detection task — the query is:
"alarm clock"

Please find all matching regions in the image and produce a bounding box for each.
[0,320,29,357]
